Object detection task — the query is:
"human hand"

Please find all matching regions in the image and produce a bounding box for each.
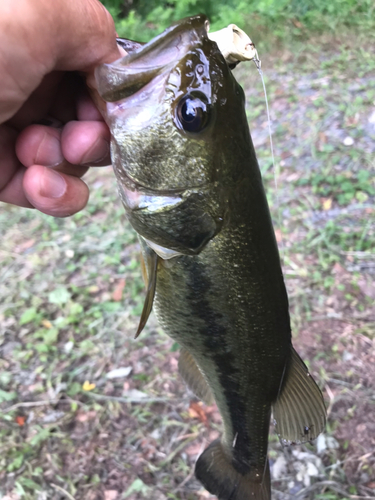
[0,0,124,217]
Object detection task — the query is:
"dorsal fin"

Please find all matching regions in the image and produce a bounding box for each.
[272,346,326,445]
[135,247,158,339]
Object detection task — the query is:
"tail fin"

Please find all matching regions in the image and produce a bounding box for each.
[195,439,271,500]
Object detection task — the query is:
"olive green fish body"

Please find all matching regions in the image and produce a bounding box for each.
[96,15,326,500]
[151,204,290,478]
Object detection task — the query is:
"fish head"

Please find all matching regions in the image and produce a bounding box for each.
[95,15,252,255]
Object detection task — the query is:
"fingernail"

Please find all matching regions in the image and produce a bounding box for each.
[81,138,110,165]
[40,168,67,198]
[35,132,64,167]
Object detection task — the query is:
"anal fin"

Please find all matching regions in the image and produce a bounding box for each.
[135,247,158,339]
[273,346,326,445]
[195,439,271,500]
[178,348,213,405]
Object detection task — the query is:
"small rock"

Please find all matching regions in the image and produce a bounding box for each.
[288,481,303,495]
[307,462,319,477]
[316,433,327,454]
[150,428,161,440]
[123,389,148,400]
[64,341,74,353]
[106,366,132,379]
[343,136,354,146]
[368,110,375,124]
[342,350,353,361]
[326,436,340,450]
[42,410,65,423]
[272,455,287,480]
[295,464,311,487]
[317,434,339,454]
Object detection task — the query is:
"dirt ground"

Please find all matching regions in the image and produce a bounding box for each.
[0,32,374,500]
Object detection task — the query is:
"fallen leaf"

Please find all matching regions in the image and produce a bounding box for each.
[281,151,293,160]
[358,278,375,300]
[198,489,214,498]
[82,380,96,391]
[28,382,43,392]
[292,18,304,28]
[76,411,97,422]
[169,356,178,369]
[48,287,71,305]
[189,401,208,426]
[318,132,327,144]
[332,262,345,275]
[104,491,118,500]
[204,405,222,424]
[274,229,283,243]
[112,278,126,301]
[18,239,35,252]
[208,430,220,441]
[185,442,204,457]
[322,198,332,211]
[15,415,26,426]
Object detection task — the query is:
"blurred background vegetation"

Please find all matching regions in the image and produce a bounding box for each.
[1,1,375,499]
[101,0,375,45]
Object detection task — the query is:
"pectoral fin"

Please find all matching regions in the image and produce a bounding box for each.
[178,348,213,405]
[135,247,158,339]
[272,346,326,445]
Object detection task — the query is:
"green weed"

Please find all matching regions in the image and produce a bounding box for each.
[102,0,375,44]
[298,170,375,205]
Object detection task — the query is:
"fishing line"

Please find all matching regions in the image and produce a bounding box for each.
[252,54,285,263]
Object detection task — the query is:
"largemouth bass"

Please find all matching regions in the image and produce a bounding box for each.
[95,15,326,500]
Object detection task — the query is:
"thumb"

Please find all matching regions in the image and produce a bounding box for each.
[51,0,122,71]
[0,0,122,123]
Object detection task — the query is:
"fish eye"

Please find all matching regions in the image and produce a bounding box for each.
[175,93,210,133]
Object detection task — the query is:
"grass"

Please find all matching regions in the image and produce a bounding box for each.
[103,0,375,51]
[1,23,375,500]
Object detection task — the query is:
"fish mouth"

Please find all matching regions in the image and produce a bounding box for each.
[95,15,210,103]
